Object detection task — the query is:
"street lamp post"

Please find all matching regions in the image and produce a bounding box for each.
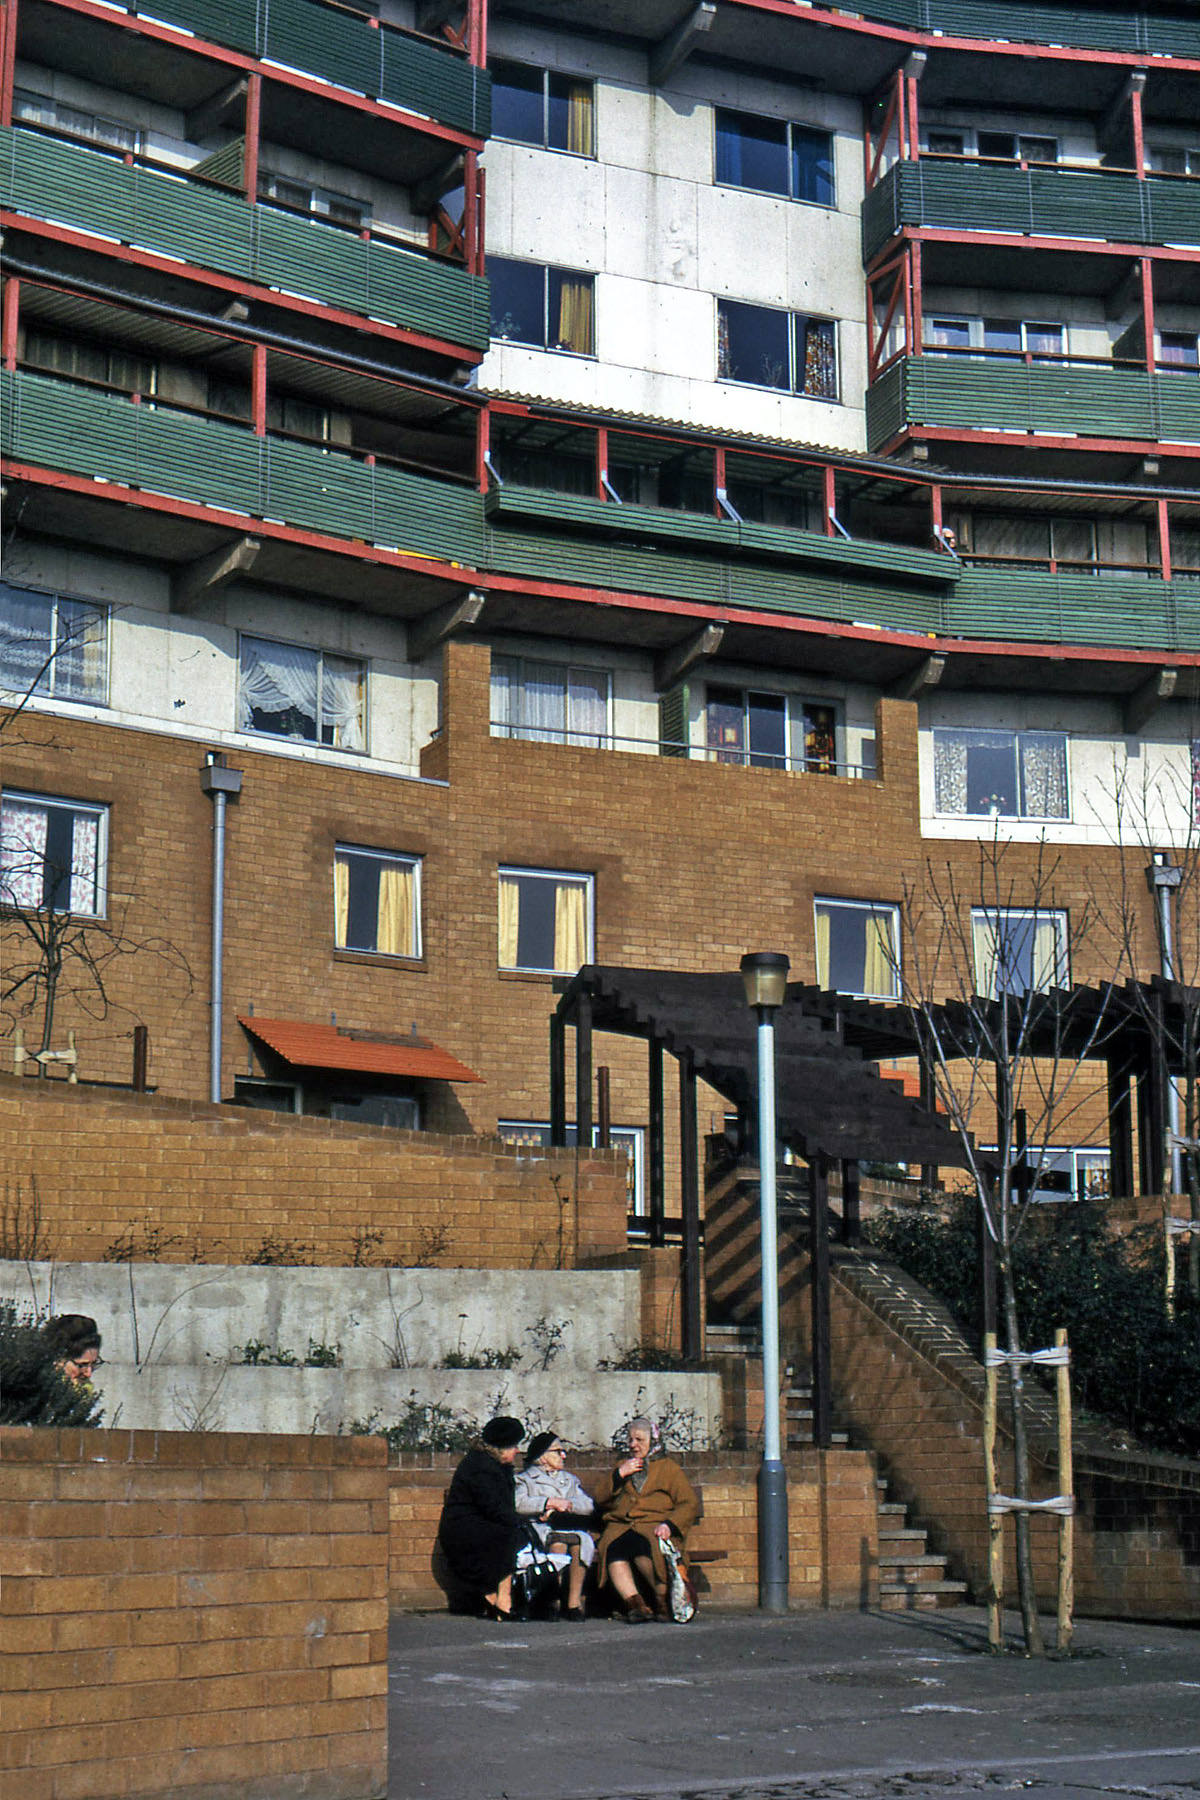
[740,950,790,1613]
[1146,853,1183,1193]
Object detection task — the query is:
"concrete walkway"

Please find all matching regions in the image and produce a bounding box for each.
[387,1606,1199,1800]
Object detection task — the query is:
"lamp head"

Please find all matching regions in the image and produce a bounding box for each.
[740,951,790,1012]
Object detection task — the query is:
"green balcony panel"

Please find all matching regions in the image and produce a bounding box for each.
[865,356,1197,451]
[834,0,1200,57]
[0,128,489,351]
[118,0,489,137]
[863,162,1199,265]
[0,369,485,564]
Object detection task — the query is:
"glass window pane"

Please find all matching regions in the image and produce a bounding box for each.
[0,583,53,697]
[707,684,746,762]
[239,636,319,741]
[718,300,790,389]
[983,319,1022,355]
[927,130,965,155]
[54,598,107,702]
[566,668,609,745]
[791,124,834,205]
[491,61,545,146]
[929,318,971,352]
[548,269,594,354]
[797,317,837,397]
[1020,137,1057,163]
[548,74,593,155]
[746,691,786,768]
[978,132,1017,160]
[1018,733,1068,818]
[489,257,547,347]
[715,109,789,196]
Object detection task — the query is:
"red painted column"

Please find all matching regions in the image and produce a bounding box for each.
[905,73,921,163]
[251,342,267,435]
[930,481,943,548]
[2,275,19,370]
[895,68,908,162]
[475,403,489,492]
[463,150,479,272]
[823,464,836,536]
[1141,259,1156,372]
[1130,75,1147,179]
[910,239,924,353]
[713,444,726,517]
[595,426,609,500]
[1158,498,1173,582]
[0,0,18,128]
[243,72,261,202]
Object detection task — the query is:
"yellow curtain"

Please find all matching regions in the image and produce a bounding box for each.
[554,880,587,972]
[1032,916,1061,991]
[863,910,895,997]
[567,81,593,156]
[972,913,998,998]
[814,905,831,987]
[377,864,414,958]
[557,278,594,355]
[333,856,350,946]
[498,875,520,968]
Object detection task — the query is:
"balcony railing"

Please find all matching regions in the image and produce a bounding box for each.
[0,367,485,562]
[866,352,1200,451]
[116,0,489,137]
[488,716,871,776]
[0,128,490,353]
[863,158,1200,265]
[831,0,1200,58]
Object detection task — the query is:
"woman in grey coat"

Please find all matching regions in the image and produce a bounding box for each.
[514,1432,596,1619]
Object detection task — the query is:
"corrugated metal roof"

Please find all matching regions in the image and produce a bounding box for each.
[239,1016,483,1082]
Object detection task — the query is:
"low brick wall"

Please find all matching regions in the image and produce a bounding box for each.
[829,1252,1200,1622]
[386,1449,879,1613]
[0,1428,389,1800]
[0,1075,628,1268]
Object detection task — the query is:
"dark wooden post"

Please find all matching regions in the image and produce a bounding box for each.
[840,1158,860,1244]
[1138,1042,1167,1196]
[649,1036,665,1247]
[679,1048,702,1361]
[919,1051,938,1194]
[810,1152,832,1449]
[549,1008,566,1147]
[575,989,593,1152]
[132,1024,149,1093]
[1107,1051,1135,1199]
[596,1065,611,1148]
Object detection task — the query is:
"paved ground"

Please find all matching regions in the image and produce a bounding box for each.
[387,1606,1199,1800]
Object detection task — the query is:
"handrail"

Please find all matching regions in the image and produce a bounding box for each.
[489,718,871,777]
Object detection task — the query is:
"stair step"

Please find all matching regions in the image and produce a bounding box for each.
[878,1503,908,1518]
[879,1552,951,1570]
[786,1431,849,1447]
[877,1527,928,1545]
[879,1579,970,1612]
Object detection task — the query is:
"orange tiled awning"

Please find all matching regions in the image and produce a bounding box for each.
[238,1017,482,1084]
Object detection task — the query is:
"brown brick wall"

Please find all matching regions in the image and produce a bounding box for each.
[385,1448,878,1612]
[0,1427,389,1800]
[0,1076,628,1267]
[828,1264,1200,1622]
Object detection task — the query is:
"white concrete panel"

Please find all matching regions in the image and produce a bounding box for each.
[698,186,792,306]
[501,147,607,267]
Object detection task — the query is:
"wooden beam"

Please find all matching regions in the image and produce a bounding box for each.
[891,651,945,701]
[654,622,724,693]
[170,536,260,613]
[407,589,485,662]
[412,152,465,214]
[1098,68,1145,157]
[649,2,716,88]
[679,1048,703,1362]
[416,0,460,32]
[809,1155,832,1449]
[186,78,248,143]
[1124,667,1176,733]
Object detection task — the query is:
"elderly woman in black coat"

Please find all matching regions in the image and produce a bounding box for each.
[438,1415,524,1619]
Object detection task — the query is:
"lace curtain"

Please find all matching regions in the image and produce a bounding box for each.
[239,638,363,750]
[0,800,97,913]
[1019,735,1068,818]
[0,798,46,909]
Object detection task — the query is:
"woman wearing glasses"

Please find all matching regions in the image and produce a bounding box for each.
[515,1431,596,1620]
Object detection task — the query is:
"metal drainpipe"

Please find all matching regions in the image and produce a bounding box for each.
[1146,852,1183,1193]
[201,755,244,1105]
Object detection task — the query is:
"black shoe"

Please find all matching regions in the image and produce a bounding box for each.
[564,1605,586,1621]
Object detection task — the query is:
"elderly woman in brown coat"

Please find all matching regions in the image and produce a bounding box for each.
[594,1415,698,1622]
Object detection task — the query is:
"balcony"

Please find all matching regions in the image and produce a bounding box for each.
[863,159,1200,266]
[0,129,490,354]
[112,0,489,137]
[843,0,1200,57]
[0,368,485,563]
[866,353,1200,452]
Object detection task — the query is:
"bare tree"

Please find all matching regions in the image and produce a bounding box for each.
[896,833,1116,1655]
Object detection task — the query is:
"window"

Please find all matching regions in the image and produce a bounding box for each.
[706,686,837,773]
[972,908,1068,999]
[498,1120,644,1215]
[491,62,594,156]
[814,898,899,999]
[488,258,595,355]
[976,132,1058,164]
[1160,333,1199,370]
[933,728,1068,819]
[925,129,966,156]
[23,328,154,395]
[13,87,138,152]
[927,316,1063,360]
[1,791,107,918]
[966,514,1097,570]
[257,171,370,227]
[714,108,834,206]
[717,300,837,398]
[498,867,593,974]
[0,582,107,704]
[238,635,365,751]
[334,847,421,958]
[1149,146,1200,176]
[491,655,610,747]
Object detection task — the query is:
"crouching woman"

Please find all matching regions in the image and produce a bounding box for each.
[438,1415,524,1620]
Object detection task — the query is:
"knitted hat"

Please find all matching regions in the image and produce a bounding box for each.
[524,1431,564,1467]
[481,1415,524,1449]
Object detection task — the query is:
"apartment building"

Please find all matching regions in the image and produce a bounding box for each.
[2,0,1198,1219]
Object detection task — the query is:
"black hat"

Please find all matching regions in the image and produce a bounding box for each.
[524,1431,563,1467]
[481,1415,524,1449]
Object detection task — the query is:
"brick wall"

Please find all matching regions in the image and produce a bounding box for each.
[0,1427,389,1800]
[0,1075,628,1267]
[386,1448,878,1612]
[828,1253,1200,1622]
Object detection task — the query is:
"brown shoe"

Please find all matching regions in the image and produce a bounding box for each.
[621,1597,654,1623]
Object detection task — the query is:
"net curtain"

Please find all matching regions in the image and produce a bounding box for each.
[238,639,364,750]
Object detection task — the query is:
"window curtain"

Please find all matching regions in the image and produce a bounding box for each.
[972,912,999,999]
[863,910,896,997]
[553,879,587,972]
[1032,915,1062,991]
[522,661,567,742]
[0,798,47,909]
[814,905,831,987]
[972,515,1048,563]
[567,669,608,746]
[0,585,50,695]
[1019,735,1067,818]
[333,855,351,946]
[58,599,106,701]
[498,874,520,967]
[490,656,515,736]
[933,733,969,813]
[238,638,319,734]
[800,320,836,398]
[556,277,593,354]
[566,80,593,155]
[68,813,98,914]
[377,862,414,957]
[323,654,365,751]
[717,307,732,380]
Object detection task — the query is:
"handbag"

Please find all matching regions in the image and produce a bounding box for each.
[660,1537,698,1623]
[511,1524,565,1621]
